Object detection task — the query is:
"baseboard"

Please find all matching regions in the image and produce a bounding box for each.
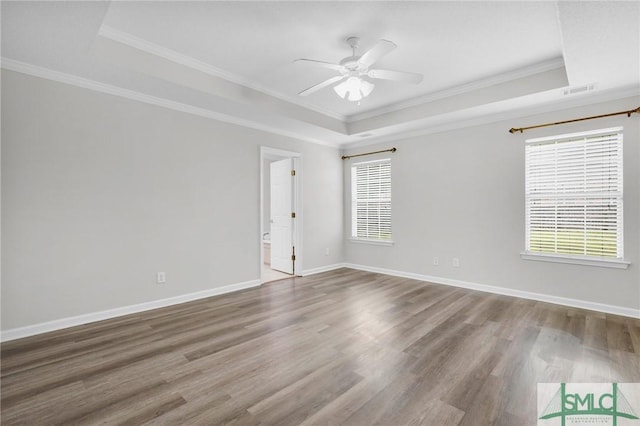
[4,265,637,342]
[0,279,262,342]
[343,263,640,319]
[300,263,347,276]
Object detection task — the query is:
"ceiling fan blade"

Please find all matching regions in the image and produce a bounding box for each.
[298,75,346,96]
[367,69,423,84]
[294,59,346,73]
[357,39,397,68]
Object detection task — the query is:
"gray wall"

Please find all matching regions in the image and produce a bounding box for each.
[2,67,638,332]
[1,70,344,330]
[344,96,640,311]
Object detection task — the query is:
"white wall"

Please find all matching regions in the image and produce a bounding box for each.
[1,69,344,330]
[344,96,640,312]
[263,158,271,236]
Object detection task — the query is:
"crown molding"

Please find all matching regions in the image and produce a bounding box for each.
[3,57,636,152]
[1,58,340,148]
[98,25,346,122]
[342,84,640,149]
[346,57,566,123]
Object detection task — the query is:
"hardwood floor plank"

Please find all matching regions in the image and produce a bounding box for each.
[298,372,405,426]
[141,390,232,425]
[0,381,87,425]
[457,374,506,426]
[398,397,465,426]
[246,357,363,425]
[68,387,187,426]
[340,372,417,425]
[2,268,639,425]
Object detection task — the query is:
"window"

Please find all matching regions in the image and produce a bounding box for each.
[524,127,626,266]
[351,159,392,242]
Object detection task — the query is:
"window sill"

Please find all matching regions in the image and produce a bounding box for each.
[520,252,630,269]
[349,238,394,247]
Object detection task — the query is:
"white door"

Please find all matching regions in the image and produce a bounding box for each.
[270,158,294,274]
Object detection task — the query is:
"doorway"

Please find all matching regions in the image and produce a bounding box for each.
[260,147,302,283]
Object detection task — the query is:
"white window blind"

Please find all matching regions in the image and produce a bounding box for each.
[352,159,392,240]
[525,127,623,259]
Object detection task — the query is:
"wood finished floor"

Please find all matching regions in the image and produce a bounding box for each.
[1,268,639,425]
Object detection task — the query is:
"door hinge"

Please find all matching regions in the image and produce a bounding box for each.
[291,212,296,218]
[291,169,296,176]
[291,254,296,261]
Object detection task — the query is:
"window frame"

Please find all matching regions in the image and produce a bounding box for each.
[350,158,393,245]
[521,126,629,269]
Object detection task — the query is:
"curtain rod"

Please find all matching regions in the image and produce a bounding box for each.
[509,107,640,134]
[341,147,396,160]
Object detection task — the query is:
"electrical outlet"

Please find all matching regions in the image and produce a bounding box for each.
[433,257,439,266]
[453,258,460,267]
[325,248,330,256]
[157,272,166,284]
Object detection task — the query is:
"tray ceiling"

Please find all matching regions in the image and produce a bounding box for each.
[2,1,638,146]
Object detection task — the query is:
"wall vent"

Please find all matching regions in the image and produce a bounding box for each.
[563,83,596,96]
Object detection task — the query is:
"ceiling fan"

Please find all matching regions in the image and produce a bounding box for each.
[295,37,423,102]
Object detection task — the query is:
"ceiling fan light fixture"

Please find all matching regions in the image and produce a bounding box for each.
[347,89,362,102]
[333,80,349,98]
[333,76,374,102]
[360,79,375,97]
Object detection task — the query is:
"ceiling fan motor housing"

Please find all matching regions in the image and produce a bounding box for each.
[340,56,364,72]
